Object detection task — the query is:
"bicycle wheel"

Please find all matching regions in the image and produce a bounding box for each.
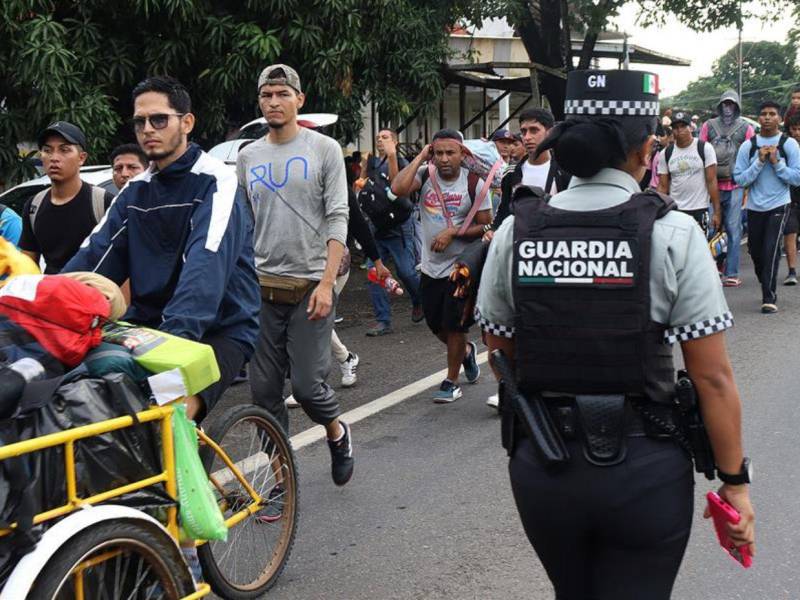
[198,404,298,599]
[28,519,195,599]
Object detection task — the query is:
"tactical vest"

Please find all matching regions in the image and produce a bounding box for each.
[512,188,676,404]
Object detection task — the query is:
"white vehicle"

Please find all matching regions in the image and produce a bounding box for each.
[0,165,115,215]
[208,113,339,165]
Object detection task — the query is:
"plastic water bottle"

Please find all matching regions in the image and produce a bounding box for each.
[367,267,404,296]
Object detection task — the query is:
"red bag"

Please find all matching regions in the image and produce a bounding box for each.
[0,275,109,367]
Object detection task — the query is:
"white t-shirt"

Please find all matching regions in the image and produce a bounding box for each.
[521,160,557,195]
[657,139,717,211]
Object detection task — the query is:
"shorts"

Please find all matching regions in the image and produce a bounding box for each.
[679,208,708,235]
[783,204,800,235]
[420,273,473,335]
[197,335,248,422]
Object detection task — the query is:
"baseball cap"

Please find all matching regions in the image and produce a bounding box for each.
[672,111,692,126]
[565,70,660,119]
[258,64,302,94]
[491,129,515,142]
[37,121,87,149]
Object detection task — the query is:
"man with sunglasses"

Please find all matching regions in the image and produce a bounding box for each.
[63,76,260,424]
[19,122,114,273]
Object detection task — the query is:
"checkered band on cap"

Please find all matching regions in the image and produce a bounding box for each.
[565,99,660,117]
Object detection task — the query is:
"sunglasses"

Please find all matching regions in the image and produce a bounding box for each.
[132,113,185,132]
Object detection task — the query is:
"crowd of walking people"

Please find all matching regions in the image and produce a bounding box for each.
[2,61,795,598]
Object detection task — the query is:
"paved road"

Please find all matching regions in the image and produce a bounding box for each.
[213,254,799,599]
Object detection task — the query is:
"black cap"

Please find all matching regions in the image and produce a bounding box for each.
[671,111,691,126]
[564,70,660,118]
[491,129,515,142]
[38,121,87,149]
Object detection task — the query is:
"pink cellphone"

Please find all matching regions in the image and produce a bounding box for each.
[706,491,753,568]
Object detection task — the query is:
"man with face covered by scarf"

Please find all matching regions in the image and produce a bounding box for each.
[700,90,756,286]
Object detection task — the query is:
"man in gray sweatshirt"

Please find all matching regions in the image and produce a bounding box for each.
[237,64,353,486]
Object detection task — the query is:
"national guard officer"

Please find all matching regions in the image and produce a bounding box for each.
[475,70,755,599]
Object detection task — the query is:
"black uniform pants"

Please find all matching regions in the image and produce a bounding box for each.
[509,436,693,600]
[747,206,789,304]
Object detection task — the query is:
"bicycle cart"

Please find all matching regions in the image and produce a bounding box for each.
[0,401,297,599]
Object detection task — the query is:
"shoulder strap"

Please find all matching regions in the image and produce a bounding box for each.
[419,166,430,188]
[458,160,503,236]
[664,143,675,167]
[632,189,677,219]
[707,119,722,139]
[29,189,49,231]
[90,186,107,224]
[778,134,789,161]
[748,136,758,158]
[544,161,556,194]
[467,172,479,204]
[730,119,747,139]
[697,140,706,166]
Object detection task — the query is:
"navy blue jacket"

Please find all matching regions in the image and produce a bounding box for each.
[63,143,260,357]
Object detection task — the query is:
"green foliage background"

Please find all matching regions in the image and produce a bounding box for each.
[665,41,799,117]
[0,0,495,185]
[1,0,796,186]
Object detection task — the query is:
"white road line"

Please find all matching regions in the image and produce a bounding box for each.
[290,351,489,450]
[210,352,490,483]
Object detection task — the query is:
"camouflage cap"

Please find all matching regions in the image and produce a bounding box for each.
[257,64,302,94]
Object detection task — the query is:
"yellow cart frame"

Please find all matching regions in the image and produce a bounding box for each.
[0,403,265,600]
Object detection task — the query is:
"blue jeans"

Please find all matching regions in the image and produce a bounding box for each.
[369,219,422,325]
[710,188,743,277]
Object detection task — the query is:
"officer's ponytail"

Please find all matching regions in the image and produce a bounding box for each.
[537,116,655,179]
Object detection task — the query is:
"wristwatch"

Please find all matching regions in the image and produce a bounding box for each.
[717,457,753,485]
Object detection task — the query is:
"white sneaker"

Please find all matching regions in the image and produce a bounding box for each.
[340,352,359,387]
[486,394,499,410]
[285,394,300,408]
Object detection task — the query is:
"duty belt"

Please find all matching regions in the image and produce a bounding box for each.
[543,396,677,440]
[511,395,679,467]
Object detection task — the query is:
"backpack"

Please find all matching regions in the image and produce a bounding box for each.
[707,119,748,179]
[29,185,107,231]
[357,163,413,232]
[747,134,789,162]
[419,167,480,212]
[663,140,707,171]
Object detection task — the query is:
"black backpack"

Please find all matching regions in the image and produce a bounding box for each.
[747,134,789,161]
[663,140,707,170]
[357,168,413,232]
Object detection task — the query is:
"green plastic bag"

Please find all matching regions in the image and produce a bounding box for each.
[102,322,221,404]
[172,403,227,541]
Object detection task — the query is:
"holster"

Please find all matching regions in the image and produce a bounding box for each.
[499,381,516,456]
[503,388,570,468]
[574,395,627,466]
[258,274,315,305]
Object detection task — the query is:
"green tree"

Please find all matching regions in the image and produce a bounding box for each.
[666,41,800,116]
[464,0,776,119]
[0,0,495,186]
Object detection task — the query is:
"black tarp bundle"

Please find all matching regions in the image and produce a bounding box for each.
[0,373,168,578]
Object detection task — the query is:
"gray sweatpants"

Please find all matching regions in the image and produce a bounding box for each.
[250,289,340,434]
